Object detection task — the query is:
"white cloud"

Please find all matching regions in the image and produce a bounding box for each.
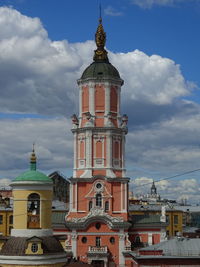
[130,177,200,203]
[111,50,190,105]
[0,117,73,178]
[131,0,194,9]
[104,6,123,16]
[0,7,193,117]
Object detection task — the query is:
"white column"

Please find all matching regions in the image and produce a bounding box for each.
[89,83,95,116]
[105,84,110,115]
[117,86,121,116]
[79,86,83,127]
[106,132,112,168]
[75,183,78,211]
[117,86,121,127]
[69,183,73,211]
[119,231,125,267]
[148,233,153,245]
[71,231,77,258]
[85,130,92,168]
[121,133,126,177]
[73,132,77,178]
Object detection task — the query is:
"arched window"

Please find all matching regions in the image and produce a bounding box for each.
[89,201,93,211]
[27,193,40,229]
[105,201,109,212]
[28,193,40,214]
[96,194,102,207]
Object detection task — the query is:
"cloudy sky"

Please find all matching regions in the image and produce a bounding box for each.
[0,0,200,203]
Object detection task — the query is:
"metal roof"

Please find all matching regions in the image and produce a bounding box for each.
[140,237,200,257]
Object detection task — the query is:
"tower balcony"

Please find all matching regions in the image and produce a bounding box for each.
[88,246,108,255]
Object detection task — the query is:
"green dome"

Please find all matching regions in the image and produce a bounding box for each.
[81,61,121,80]
[14,170,52,183]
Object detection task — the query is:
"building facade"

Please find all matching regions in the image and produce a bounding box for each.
[65,17,131,267]
[0,148,68,266]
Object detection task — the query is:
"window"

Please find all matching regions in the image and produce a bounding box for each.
[82,237,87,243]
[9,215,13,224]
[96,183,102,189]
[135,236,141,244]
[31,243,38,253]
[28,193,40,214]
[174,215,178,225]
[0,215,3,225]
[110,237,115,244]
[96,194,102,207]
[166,215,170,223]
[105,201,109,212]
[96,237,101,247]
[89,201,93,211]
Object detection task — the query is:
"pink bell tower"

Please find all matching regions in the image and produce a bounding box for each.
[66,17,131,267]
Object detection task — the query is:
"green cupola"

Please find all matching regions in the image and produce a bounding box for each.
[13,146,52,183]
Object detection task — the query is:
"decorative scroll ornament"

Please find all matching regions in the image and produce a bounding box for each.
[93,18,109,62]
[71,208,124,224]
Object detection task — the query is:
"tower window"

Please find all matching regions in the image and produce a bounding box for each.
[105,201,109,212]
[96,237,101,247]
[110,237,115,244]
[96,194,102,207]
[31,243,38,253]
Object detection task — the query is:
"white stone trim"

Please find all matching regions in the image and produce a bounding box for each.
[79,86,82,125]
[73,132,77,177]
[75,183,78,211]
[148,232,153,245]
[105,84,110,112]
[122,133,126,177]
[71,230,77,258]
[69,183,73,211]
[11,229,53,237]
[129,231,162,234]
[75,232,119,236]
[0,253,67,265]
[119,230,125,267]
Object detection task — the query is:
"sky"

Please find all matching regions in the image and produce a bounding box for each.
[0,0,200,203]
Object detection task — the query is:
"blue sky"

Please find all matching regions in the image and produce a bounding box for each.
[0,0,200,203]
[3,0,200,84]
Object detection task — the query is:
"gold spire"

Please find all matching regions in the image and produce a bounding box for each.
[93,13,109,62]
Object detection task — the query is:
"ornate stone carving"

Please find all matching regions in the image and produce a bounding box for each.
[71,208,124,224]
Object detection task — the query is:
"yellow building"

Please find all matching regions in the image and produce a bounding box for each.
[0,209,13,236]
[129,204,183,237]
[0,148,68,266]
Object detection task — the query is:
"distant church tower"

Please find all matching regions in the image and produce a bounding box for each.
[0,147,67,266]
[66,17,131,267]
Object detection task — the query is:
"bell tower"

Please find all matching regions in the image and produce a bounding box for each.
[66,17,131,267]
